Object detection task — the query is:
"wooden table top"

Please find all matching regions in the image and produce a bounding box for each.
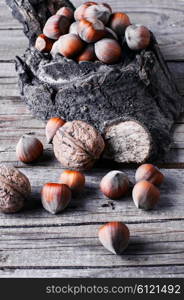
[0,0,184,278]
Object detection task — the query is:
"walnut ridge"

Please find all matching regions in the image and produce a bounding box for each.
[0,165,31,213]
[53,120,105,170]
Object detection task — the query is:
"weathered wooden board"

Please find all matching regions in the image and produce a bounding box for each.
[1,266,184,278]
[0,168,183,227]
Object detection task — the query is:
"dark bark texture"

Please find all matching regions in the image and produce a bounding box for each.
[5,0,184,163]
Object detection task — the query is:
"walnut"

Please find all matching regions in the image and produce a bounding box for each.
[0,165,31,213]
[53,120,105,170]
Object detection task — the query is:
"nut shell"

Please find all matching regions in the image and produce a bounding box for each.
[74,2,97,21]
[46,117,66,143]
[135,164,164,185]
[41,183,71,214]
[125,24,151,50]
[58,34,85,58]
[16,135,43,163]
[53,120,105,170]
[98,221,130,254]
[43,15,71,40]
[84,3,112,24]
[78,18,106,43]
[95,38,122,64]
[132,180,160,210]
[59,170,85,191]
[0,165,31,213]
[56,6,74,19]
[100,170,129,199]
[109,12,131,36]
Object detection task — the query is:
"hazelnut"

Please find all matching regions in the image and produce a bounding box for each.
[69,22,79,35]
[105,27,118,40]
[125,24,151,50]
[100,170,129,199]
[78,18,106,43]
[59,170,85,191]
[84,3,112,25]
[109,12,131,36]
[45,117,66,143]
[43,14,71,40]
[95,38,122,64]
[41,183,71,214]
[35,34,54,53]
[135,164,164,186]
[0,165,31,213]
[76,44,96,62]
[74,2,97,21]
[132,180,160,210]
[98,221,130,254]
[16,135,43,163]
[56,6,74,20]
[50,40,60,56]
[53,120,105,170]
[57,34,85,58]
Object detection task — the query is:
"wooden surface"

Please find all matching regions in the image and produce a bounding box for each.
[0,0,184,278]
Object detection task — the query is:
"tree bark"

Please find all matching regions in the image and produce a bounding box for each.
[5,0,184,163]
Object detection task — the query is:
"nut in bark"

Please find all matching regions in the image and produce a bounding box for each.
[53,120,105,170]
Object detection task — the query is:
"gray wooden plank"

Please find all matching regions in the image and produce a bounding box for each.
[0,168,183,227]
[0,265,183,278]
[0,221,183,269]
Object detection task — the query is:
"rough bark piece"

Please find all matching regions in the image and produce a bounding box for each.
[5,0,184,163]
[104,120,152,163]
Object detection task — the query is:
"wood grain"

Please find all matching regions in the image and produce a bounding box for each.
[0,0,184,278]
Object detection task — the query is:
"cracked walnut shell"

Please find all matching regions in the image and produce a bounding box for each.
[53,120,105,170]
[0,165,31,213]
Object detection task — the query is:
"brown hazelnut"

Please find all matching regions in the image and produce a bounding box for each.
[74,2,97,21]
[135,164,164,186]
[59,170,85,191]
[69,21,79,35]
[98,221,130,254]
[41,183,71,214]
[76,44,96,62]
[56,6,74,20]
[16,135,43,163]
[125,24,151,50]
[95,38,122,64]
[50,40,60,56]
[45,117,66,143]
[35,34,54,53]
[109,12,131,36]
[43,14,71,40]
[84,3,112,25]
[132,180,160,210]
[105,27,118,40]
[0,165,31,213]
[58,34,85,58]
[78,18,106,43]
[100,170,129,199]
[53,120,105,170]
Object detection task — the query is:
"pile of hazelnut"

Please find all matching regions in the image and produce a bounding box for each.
[35,1,151,64]
[0,116,164,256]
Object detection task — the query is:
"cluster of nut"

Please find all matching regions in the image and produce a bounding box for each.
[9,116,164,255]
[100,164,164,210]
[35,2,151,64]
[98,165,164,254]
